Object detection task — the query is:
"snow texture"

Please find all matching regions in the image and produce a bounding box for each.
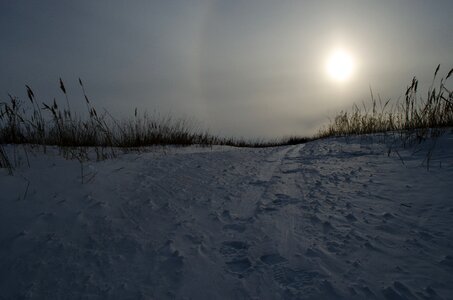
[1,133,453,299]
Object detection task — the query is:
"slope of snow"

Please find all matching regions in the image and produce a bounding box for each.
[1,132,453,299]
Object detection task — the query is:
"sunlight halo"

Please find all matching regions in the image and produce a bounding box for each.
[325,49,355,83]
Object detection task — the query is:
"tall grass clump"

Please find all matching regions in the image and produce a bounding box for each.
[0,79,212,149]
[319,65,453,138]
[0,78,309,158]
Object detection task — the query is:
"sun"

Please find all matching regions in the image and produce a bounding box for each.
[325,49,355,82]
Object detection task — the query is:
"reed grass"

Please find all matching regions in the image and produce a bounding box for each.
[1,65,451,171]
[318,65,453,139]
[0,79,308,155]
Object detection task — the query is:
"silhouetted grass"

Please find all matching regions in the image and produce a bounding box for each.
[318,65,453,139]
[2,65,451,172]
[0,78,309,156]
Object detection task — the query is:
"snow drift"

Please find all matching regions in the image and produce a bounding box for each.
[1,132,452,299]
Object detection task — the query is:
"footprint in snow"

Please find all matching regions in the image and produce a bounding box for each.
[305,247,320,257]
[226,258,252,275]
[382,286,409,300]
[392,281,416,299]
[382,212,394,220]
[260,253,287,266]
[220,241,252,276]
[271,193,298,207]
[223,223,246,233]
[257,248,333,296]
[345,213,358,222]
[440,255,453,268]
[220,241,249,257]
[271,265,324,296]
[151,240,185,294]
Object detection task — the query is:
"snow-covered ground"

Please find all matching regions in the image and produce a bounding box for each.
[1,132,453,299]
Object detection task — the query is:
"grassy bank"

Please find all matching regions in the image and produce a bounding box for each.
[1,65,452,172]
[318,65,453,139]
[0,79,309,150]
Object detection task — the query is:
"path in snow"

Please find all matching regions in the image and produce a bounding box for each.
[1,133,453,299]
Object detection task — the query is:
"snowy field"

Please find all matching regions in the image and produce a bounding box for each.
[1,132,453,299]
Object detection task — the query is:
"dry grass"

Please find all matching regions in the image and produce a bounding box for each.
[1,65,451,172]
[0,79,309,155]
[318,65,453,139]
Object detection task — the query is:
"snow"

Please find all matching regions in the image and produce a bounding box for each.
[1,132,453,299]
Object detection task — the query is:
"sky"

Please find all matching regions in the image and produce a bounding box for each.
[1,0,452,138]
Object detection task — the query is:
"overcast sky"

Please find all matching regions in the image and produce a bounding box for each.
[1,1,452,138]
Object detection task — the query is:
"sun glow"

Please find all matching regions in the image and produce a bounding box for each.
[326,49,355,82]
